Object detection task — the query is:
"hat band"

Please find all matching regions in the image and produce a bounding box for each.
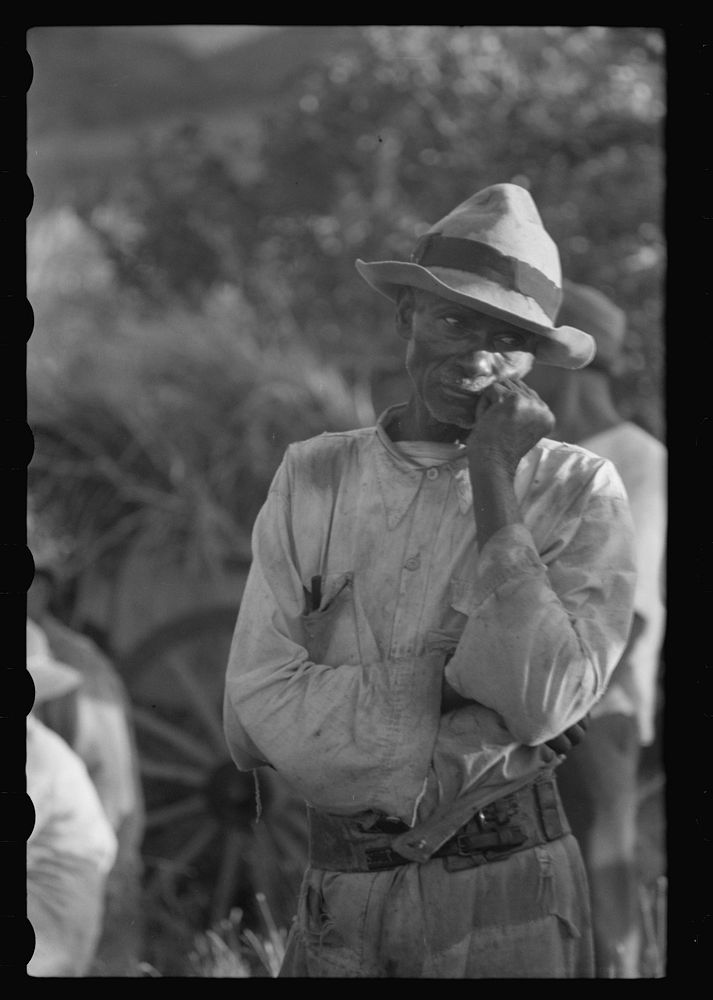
[411,233,562,319]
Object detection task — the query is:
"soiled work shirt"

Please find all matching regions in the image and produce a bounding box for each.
[224,405,636,861]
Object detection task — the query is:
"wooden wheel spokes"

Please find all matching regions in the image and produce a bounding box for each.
[139,757,206,787]
[163,651,229,758]
[144,793,206,831]
[132,704,219,769]
[169,818,221,871]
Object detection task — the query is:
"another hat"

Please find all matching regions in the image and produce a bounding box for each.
[27,505,70,581]
[556,280,626,375]
[355,184,596,369]
[27,618,81,704]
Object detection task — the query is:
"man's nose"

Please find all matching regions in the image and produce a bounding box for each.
[462,349,494,376]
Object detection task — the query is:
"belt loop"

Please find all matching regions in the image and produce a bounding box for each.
[534,776,567,841]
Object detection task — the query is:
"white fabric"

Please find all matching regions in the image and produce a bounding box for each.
[578,422,667,745]
[27,715,117,976]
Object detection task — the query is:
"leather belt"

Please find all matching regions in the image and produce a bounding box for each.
[307,775,570,873]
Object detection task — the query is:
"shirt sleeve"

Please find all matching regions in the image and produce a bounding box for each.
[444,461,637,745]
[222,455,443,819]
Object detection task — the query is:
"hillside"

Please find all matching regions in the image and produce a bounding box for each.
[27,25,364,209]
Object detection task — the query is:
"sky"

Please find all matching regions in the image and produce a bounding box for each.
[115,25,283,54]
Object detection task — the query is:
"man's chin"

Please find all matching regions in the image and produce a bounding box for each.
[429,398,478,431]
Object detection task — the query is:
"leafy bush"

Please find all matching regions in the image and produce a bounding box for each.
[29,248,368,581]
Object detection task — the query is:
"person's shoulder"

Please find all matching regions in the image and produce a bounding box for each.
[617,421,667,462]
[283,426,375,480]
[530,437,627,499]
[287,425,374,455]
[534,436,613,475]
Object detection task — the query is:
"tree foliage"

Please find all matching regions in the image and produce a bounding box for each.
[29,25,666,594]
[81,25,665,435]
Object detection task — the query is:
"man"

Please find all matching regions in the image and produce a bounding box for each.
[223,184,637,978]
[526,281,667,977]
[27,619,118,976]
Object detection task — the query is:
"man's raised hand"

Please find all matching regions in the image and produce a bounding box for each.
[467,378,555,475]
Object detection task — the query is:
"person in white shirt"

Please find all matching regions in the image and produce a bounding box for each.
[27,515,146,975]
[526,280,667,977]
[26,620,118,977]
[223,184,636,977]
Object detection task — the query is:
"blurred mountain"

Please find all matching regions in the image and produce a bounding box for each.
[27,25,361,135]
[27,25,364,208]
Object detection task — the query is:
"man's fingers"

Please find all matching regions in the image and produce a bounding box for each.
[475,384,505,418]
[545,734,572,755]
[544,717,591,755]
[566,723,586,746]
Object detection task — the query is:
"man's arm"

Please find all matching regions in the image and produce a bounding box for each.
[222,453,443,820]
[442,378,637,745]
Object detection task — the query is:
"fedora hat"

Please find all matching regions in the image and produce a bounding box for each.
[356,184,596,369]
[27,618,81,704]
[557,280,626,375]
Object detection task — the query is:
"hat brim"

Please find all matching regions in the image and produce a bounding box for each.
[356,259,596,370]
[28,655,82,703]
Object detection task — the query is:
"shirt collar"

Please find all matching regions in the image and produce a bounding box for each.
[373,405,471,528]
[372,404,541,529]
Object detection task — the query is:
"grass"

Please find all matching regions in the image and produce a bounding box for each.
[136,894,287,978]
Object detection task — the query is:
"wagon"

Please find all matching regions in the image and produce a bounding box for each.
[61,540,308,940]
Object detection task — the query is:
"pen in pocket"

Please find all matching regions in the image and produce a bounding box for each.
[310,575,322,612]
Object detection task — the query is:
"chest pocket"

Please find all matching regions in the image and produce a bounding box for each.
[302,572,359,666]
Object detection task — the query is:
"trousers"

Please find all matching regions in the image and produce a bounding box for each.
[279,829,594,978]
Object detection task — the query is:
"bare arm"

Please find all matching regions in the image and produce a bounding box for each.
[467,376,555,545]
[442,377,553,713]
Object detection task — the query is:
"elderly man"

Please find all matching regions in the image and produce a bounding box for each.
[526,281,667,977]
[223,184,637,978]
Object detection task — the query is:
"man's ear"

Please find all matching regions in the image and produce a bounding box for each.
[395,287,414,341]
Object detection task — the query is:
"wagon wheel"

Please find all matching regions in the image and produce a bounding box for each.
[119,605,308,933]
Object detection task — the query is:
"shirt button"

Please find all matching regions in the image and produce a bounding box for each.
[426,467,439,480]
[404,555,421,571]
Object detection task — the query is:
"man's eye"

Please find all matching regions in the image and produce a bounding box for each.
[494,334,525,350]
[443,316,466,331]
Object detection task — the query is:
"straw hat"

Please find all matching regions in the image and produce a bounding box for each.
[27,618,81,704]
[356,183,596,369]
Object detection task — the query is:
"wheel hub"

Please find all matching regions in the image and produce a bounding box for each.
[203,760,271,829]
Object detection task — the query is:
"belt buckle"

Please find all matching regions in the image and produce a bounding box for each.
[456,833,480,857]
[365,846,400,871]
[475,808,488,828]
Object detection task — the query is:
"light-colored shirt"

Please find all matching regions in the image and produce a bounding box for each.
[224,405,636,861]
[577,422,667,744]
[27,715,117,976]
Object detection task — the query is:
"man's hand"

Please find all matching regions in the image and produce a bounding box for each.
[544,714,590,756]
[464,379,554,546]
[467,378,555,476]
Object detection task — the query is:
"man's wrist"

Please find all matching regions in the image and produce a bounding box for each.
[468,445,518,480]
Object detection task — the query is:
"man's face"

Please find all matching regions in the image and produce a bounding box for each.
[399,288,537,429]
